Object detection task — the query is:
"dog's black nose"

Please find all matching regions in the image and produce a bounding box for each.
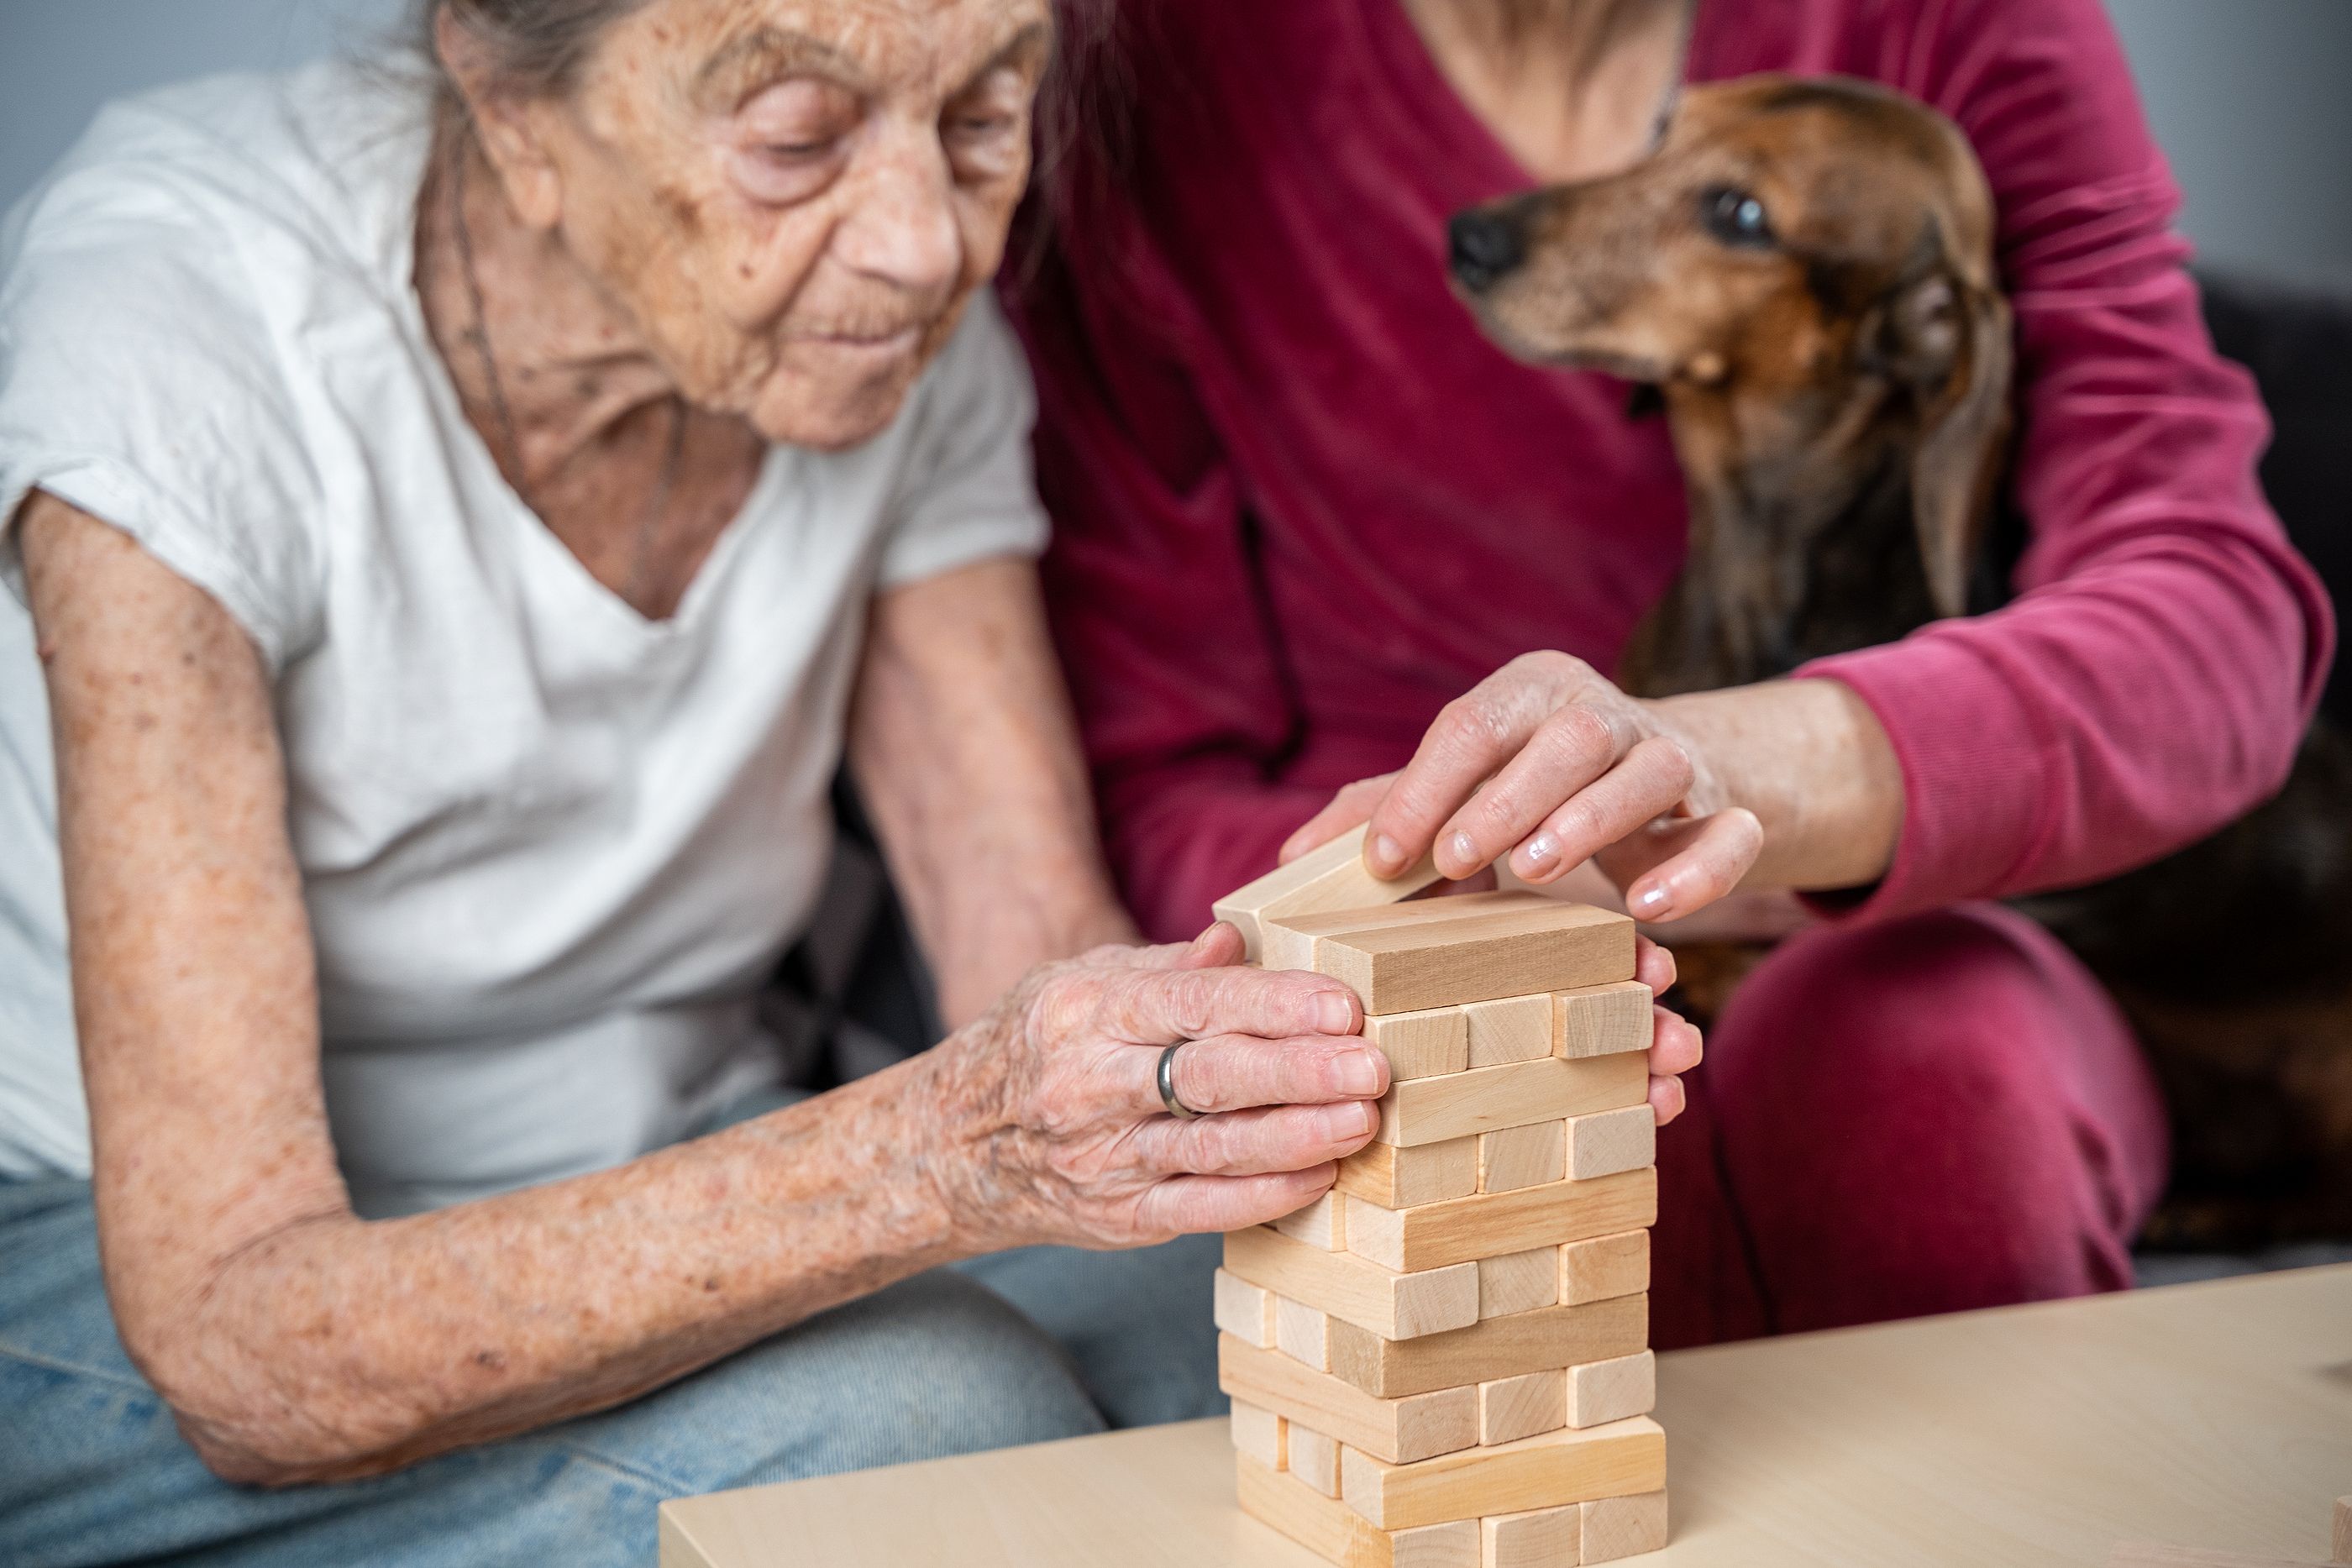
[1448,209,1525,293]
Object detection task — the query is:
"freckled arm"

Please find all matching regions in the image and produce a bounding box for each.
[20,492,992,1486]
[847,555,1137,1028]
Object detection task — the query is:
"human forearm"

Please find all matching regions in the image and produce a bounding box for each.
[1649,676,1903,894]
[143,1066,958,1484]
[31,500,1391,1489]
[123,938,1388,1488]
[851,558,1132,1026]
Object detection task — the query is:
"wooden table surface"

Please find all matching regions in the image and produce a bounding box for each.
[660,1265,2352,1567]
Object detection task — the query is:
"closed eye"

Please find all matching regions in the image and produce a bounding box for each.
[1702,186,1776,249]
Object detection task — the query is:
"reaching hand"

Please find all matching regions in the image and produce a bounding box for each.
[1275,652,1746,1127]
[1284,651,1762,921]
[916,924,1390,1251]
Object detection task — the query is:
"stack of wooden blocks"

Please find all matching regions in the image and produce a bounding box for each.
[1211,828,1668,1568]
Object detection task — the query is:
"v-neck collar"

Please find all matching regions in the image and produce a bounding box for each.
[1349,0,1709,209]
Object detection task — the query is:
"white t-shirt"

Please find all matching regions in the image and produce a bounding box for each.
[0,62,1047,1215]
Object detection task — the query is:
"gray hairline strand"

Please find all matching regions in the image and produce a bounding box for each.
[412,0,655,99]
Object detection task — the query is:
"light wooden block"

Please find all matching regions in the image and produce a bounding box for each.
[1578,1489,1667,1562]
[1374,1052,1647,1148]
[1324,1294,1649,1401]
[1226,1225,1481,1341]
[1553,982,1652,1059]
[1310,897,1636,1015]
[1238,1455,1480,1568]
[1478,1369,1567,1446]
[1465,994,1552,1068]
[1557,1231,1649,1308]
[1346,1167,1659,1273]
[2336,1495,2352,1564]
[1215,1267,1279,1348]
[1479,1248,1560,1319]
[1238,1453,1367,1568]
[1338,1415,1667,1530]
[1213,821,1442,963]
[1565,1351,1655,1429]
[1481,1506,1580,1568]
[1221,1335,1480,1466]
[1278,1190,1349,1251]
[1563,1106,1655,1182]
[1339,1137,1482,1209]
[1290,1424,1341,1497]
[1279,1298,1333,1371]
[1479,1122,1565,1194]
[1232,1398,1288,1470]
[1368,1007,1472,1082]
[1389,1521,1480,1568]
[1378,1502,1480,1566]
[1263,889,1536,974]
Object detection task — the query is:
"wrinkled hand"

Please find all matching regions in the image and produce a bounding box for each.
[1274,653,1746,1128]
[918,924,1389,1251]
[1283,651,1762,922]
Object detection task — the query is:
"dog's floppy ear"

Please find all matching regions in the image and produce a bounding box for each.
[1878,232,2014,619]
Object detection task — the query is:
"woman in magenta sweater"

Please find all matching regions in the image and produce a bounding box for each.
[1010,0,2334,1345]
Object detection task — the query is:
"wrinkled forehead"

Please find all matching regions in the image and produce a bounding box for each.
[600,0,1054,104]
[1665,77,1991,263]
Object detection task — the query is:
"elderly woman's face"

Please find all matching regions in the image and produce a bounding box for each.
[538,0,1051,448]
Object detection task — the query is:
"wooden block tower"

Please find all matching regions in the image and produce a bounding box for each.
[1213,829,1668,1566]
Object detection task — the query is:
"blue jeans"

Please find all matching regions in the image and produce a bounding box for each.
[0,1171,1221,1567]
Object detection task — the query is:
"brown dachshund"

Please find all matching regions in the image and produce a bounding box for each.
[1446,73,2352,1248]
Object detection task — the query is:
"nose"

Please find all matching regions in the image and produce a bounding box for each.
[833,144,963,297]
[1448,209,1525,293]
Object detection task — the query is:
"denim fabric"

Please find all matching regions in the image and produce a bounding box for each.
[0,1169,1223,1567]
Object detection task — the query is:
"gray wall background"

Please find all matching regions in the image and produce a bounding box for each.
[1,0,2349,291]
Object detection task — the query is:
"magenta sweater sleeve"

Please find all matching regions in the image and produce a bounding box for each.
[1797,0,2334,921]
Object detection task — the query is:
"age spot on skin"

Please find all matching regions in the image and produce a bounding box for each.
[656,183,706,242]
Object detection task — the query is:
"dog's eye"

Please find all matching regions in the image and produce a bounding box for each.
[1703,186,1775,248]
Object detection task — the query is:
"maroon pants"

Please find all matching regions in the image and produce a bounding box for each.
[1651,904,2169,1349]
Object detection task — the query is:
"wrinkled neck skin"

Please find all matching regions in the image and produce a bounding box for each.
[413,120,715,500]
[1622,382,1938,697]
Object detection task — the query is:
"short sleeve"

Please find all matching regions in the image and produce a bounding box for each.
[874,291,1050,589]
[0,134,327,673]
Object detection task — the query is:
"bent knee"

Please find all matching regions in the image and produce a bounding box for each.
[1710,905,2126,1094]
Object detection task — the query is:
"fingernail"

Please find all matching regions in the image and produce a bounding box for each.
[1320,1100,1377,1140]
[1448,831,1478,872]
[1336,1047,1383,1097]
[1315,993,1358,1035]
[1370,834,1404,873]
[1520,833,1561,873]
[1631,884,1672,917]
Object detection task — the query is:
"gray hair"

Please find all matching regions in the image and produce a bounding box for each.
[412,0,654,99]
[413,0,1110,114]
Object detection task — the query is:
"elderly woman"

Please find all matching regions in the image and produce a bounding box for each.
[1014,0,2333,1347]
[5,3,1727,1563]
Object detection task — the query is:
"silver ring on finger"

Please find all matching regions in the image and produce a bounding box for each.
[1157,1041,1202,1120]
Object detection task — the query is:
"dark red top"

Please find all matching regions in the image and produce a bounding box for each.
[1007,0,2334,941]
